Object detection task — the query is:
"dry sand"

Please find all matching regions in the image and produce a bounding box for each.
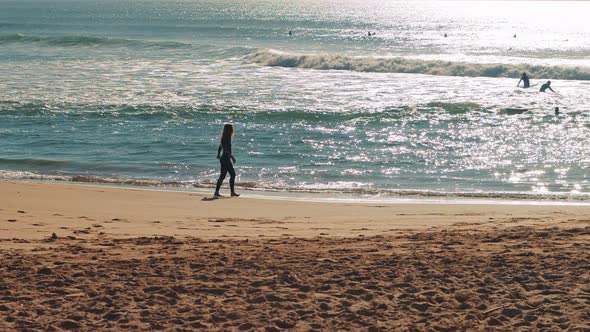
[1,181,589,331]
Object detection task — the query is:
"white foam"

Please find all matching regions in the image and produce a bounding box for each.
[246,49,590,80]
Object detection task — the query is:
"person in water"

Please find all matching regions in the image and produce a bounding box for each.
[517,72,530,88]
[540,80,555,93]
[214,124,239,197]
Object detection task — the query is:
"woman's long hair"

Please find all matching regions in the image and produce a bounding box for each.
[220,124,234,144]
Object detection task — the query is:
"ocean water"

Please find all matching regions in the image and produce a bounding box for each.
[1,0,589,200]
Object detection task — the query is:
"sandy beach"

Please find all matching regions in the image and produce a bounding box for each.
[1,181,589,331]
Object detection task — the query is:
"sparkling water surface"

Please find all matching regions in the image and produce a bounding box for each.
[1,0,589,199]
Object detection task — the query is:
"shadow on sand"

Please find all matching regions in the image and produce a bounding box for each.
[201,196,223,201]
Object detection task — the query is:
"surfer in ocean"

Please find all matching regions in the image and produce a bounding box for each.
[517,72,530,88]
[540,80,555,93]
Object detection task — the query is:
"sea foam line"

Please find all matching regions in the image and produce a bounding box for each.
[1,170,588,203]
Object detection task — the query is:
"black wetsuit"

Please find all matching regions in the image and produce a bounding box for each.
[520,76,530,88]
[215,139,236,193]
[540,83,554,92]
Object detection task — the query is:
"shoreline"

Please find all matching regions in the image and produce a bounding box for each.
[3,178,590,207]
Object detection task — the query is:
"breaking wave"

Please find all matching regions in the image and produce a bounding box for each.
[246,49,590,80]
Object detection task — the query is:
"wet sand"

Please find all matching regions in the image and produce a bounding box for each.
[1,181,589,331]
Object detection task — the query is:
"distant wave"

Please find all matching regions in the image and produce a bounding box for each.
[0,101,488,119]
[0,33,191,49]
[0,103,214,119]
[246,49,590,80]
[1,170,588,202]
[0,158,70,167]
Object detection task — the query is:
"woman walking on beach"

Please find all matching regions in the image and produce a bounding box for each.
[214,124,239,197]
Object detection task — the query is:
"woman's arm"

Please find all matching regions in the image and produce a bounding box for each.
[217,144,222,159]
